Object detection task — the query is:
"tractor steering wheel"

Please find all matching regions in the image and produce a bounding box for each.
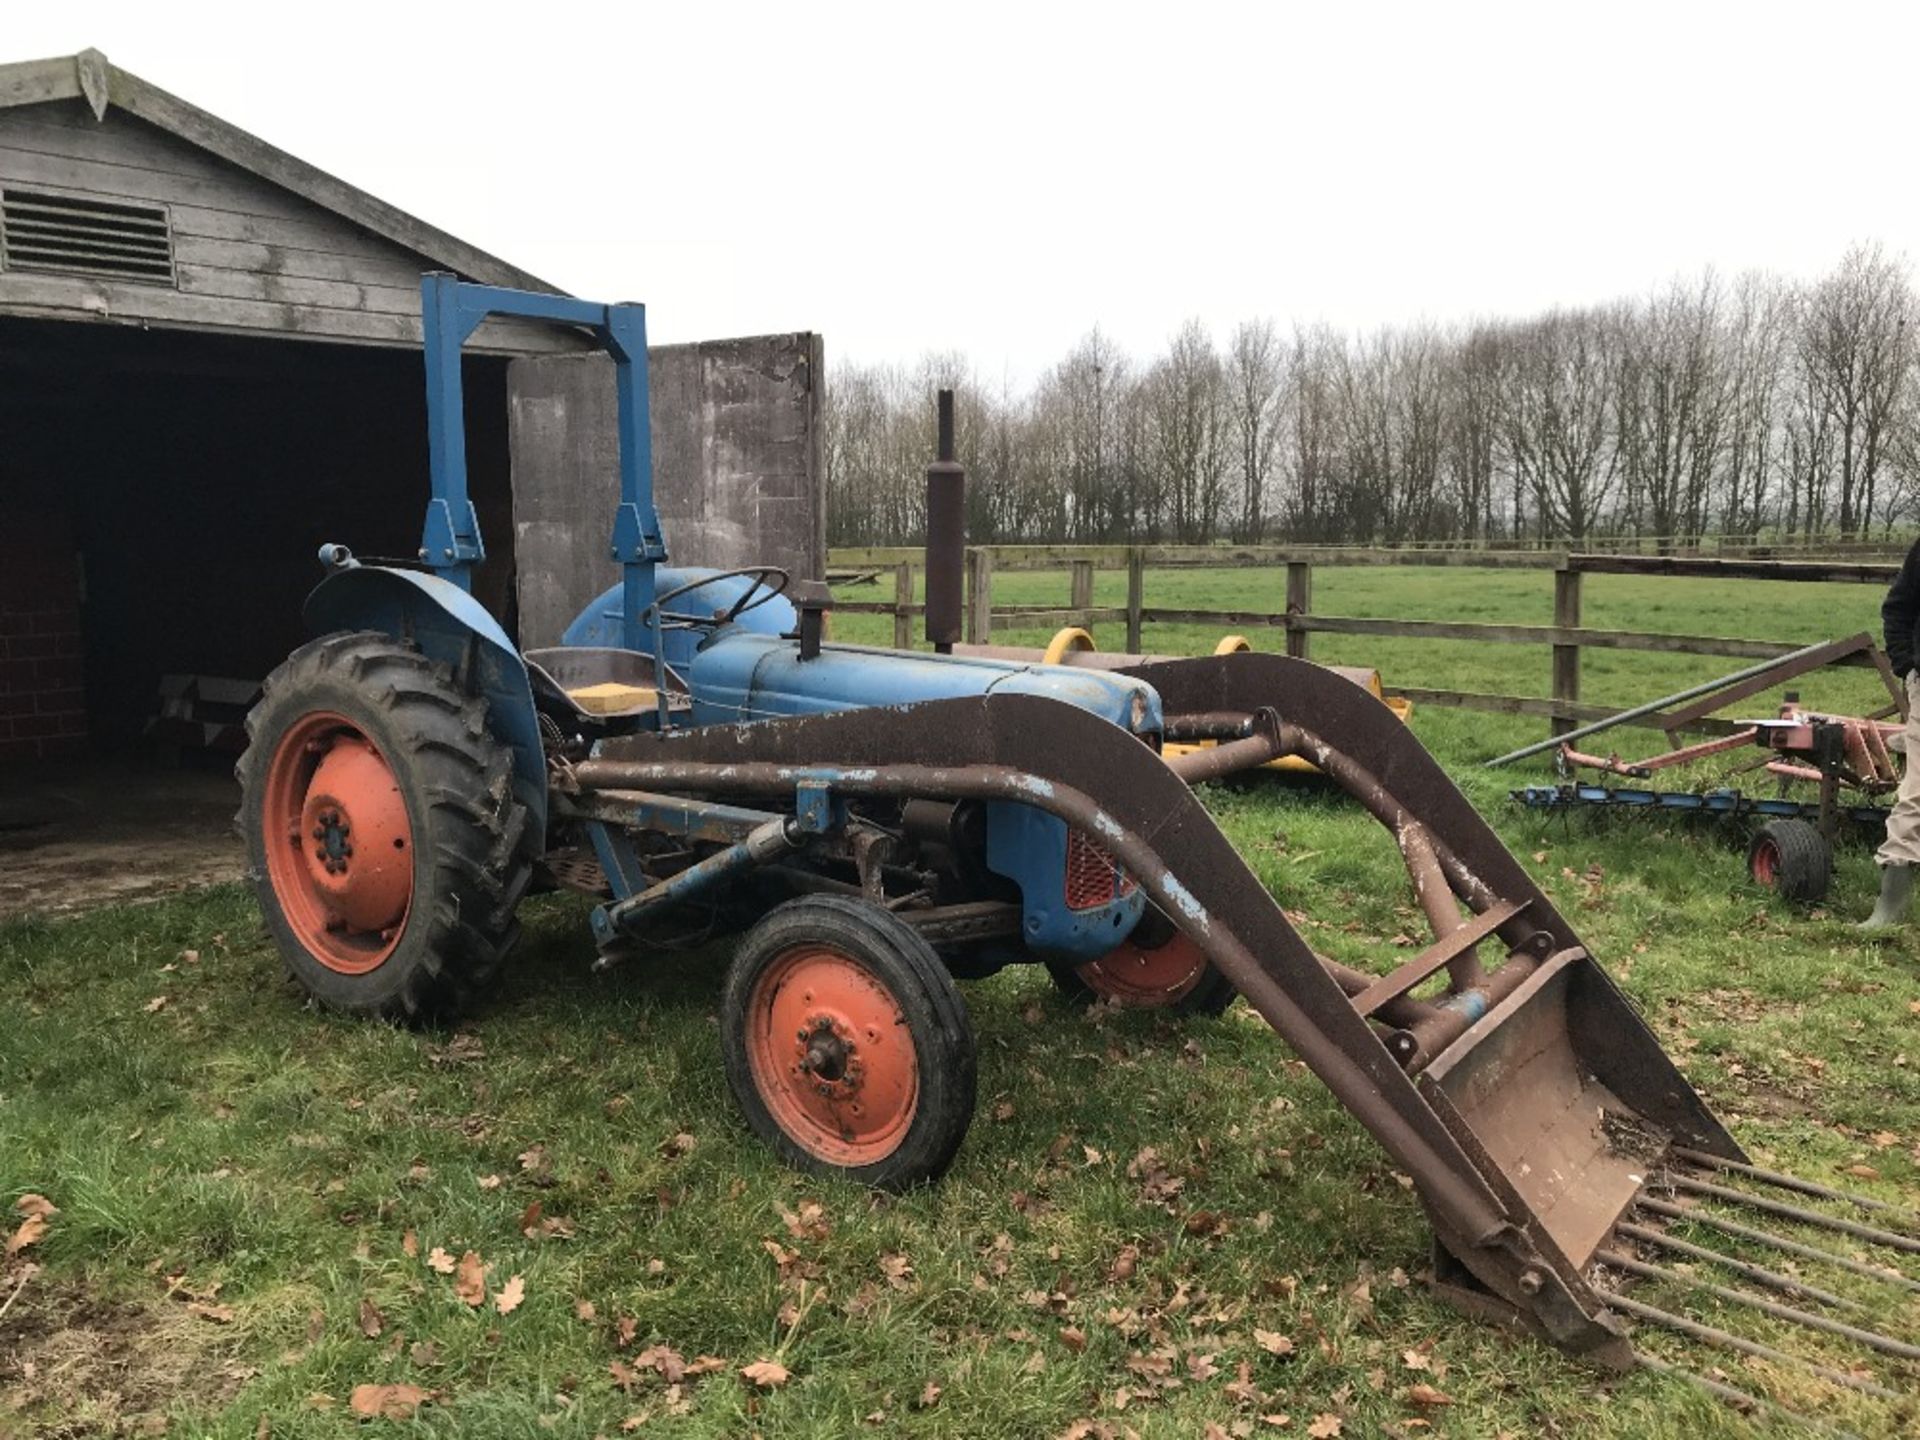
[644,566,792,628]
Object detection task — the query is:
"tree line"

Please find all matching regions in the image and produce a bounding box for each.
[823,243,1920,551]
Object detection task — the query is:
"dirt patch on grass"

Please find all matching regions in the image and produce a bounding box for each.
[0,1276,242,1436]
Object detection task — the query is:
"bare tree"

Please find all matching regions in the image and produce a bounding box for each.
[1225,318,1283,541]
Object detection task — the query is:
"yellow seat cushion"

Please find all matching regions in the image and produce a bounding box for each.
[568,681,657,716]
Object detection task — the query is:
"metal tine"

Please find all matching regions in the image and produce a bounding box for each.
[1632,1352,1865,1440]
[1596,1248,1920,1361]
[1615,1222,1867,1315]
[1596,1288,1898,1400]
[1664,1175,1920,1258]
[1674,1147,1920,1231]
[1638,1197,1920,1295]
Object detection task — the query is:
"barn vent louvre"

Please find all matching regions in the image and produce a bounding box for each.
[0,188,175,285]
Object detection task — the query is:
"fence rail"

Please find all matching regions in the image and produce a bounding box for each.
[830,546,1901,737]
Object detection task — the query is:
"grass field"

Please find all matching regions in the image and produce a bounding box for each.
[3,565,1918,1438]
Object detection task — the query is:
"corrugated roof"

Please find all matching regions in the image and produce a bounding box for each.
[0,47,560,294]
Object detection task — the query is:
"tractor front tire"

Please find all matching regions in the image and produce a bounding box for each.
[239,631,535,1022]
[1747,819,1832,904]
[1048,910,1237,1016]
[721,896,977,1190]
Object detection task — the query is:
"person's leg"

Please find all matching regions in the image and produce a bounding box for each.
[1863,675,1920,929]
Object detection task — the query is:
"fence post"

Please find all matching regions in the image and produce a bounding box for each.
[1551,562,1583,736]
[1285,560,1313,660]
[965,547,994,643]
[1070,559,1094,623]
[893,561,913,650]
[1126,548,1145,652]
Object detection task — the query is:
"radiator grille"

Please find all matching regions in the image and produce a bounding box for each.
[1065,829,1135,911]
[0,188,175,285]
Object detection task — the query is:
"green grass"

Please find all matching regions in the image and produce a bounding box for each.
[4,565,1918,1437]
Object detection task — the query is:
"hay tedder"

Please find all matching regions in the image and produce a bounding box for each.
[240,280,1919,1420]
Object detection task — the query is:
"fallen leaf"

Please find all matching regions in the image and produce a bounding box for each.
[349,1383,429,1420]
[518,1145,548,1172]
[687,1355,728,1377]
[454,1250,486,1307]
[427,1247,456,1275]
[401,1229,418,1258]
[994,1100,1017,1122]
[519,1200,544,1237]
[916,1381,943,1408]
[741,1358,790,1389]
[636,1344,686,1383]
[494,1275,525,1315]
[659,1132,696,1160]
[1400,1348,1431,1372]
[5,1214,48,1255]
[609,1359,639,1392]
[14,1194,58,1220]
[187,1301,235,1324]
[145,996,169,1013]
[1255,1329,1295,1357]
[1406,1383,1453,1407]
[1108,1244,1140,1282]
[880,1253,915,1289]
[410,1340,442,1368]
[477,1174,503,1191]
[575,1299,597,1322]
[1306,1416,1342,1439]
[1846,1164,1881,1180]
[358,1298,384,1338]
[1060,1326,1087,1353]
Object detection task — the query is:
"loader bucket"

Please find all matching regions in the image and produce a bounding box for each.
[578,651,1920,1421]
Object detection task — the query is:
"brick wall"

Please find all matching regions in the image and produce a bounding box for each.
[0,514,86,763]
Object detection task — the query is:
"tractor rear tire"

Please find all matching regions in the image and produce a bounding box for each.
[721,896,977,1190]
[238,631,535,1022]
[1747,819,1832,904]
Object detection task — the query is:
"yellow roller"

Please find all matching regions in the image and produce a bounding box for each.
[1026,628,1412,774]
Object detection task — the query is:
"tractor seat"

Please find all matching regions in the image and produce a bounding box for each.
[522,646,692,723]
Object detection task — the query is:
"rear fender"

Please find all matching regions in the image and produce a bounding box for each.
[304,565,547,836]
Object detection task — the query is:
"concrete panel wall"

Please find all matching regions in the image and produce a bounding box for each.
[508,332,824,647]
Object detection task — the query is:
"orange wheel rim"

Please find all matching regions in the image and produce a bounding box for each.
[744,945,918,1166]
[1752,840,1778,886]
[1076,932,1209,1007]
[260,711,414,974]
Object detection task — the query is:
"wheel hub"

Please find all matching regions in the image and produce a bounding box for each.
[746,946,918,1165]
[1077,931,1209,1006]
[262,713,415,975]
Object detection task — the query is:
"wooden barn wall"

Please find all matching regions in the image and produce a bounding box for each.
[507,335,826,648]
[0,100,572,354]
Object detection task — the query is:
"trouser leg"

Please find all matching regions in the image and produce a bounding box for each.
[1876,675,1920,868]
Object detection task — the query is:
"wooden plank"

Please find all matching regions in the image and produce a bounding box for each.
[0,59,83,110]
[171,231,427,285]
[1552,565,1582,737]
[1285,561,1312,661]
[1126,548,1144,652]
[985,607,1127,632]
[175,261,422,317]
[892,562,913,650]
[167,201,437,266]
[1351,901,1526,1019]
[0,140,342,226]
[1569,553,1899,585]
[830,543,1569,572]
[1393,687,1744,735]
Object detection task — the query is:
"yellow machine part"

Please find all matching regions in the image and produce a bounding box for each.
[568,681,658,716]
[1033,627,1414,773]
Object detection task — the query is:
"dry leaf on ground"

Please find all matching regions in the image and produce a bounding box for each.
[187,1300,235,1323]
[1254,1329,1295,1357]
[1406,1383,1453,1406]
[741,1358,790,1389]
[1306,1415,1342,1438]
[427,1247,456,1274]
[494,1274,525,1315]
[5,1214,48,1255]
[358,1298,384,1338]
[349,1383,429,1420]
[454,1250,486,1307]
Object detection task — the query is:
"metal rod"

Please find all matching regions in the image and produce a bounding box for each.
[1596,1249,1920,1360]
[1485,639,1858,768]
[1636,1197,1920,1294]
[1631,1353,1863,1440]
[1674,1147,1920,1227]
[1615,1221,1865,1314]
[1665,1175,1920,1257]
[1595,1288,1897,1399]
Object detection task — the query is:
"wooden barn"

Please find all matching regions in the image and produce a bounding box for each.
[0,48,823,775]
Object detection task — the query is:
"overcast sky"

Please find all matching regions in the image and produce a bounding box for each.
[12,3,1917,383]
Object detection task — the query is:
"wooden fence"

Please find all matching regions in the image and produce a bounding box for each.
[831,546,1904,738]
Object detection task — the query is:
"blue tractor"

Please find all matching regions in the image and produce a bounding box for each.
[238,279,1905,1403]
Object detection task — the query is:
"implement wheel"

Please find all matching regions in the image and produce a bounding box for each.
[1747,819,1832,904]
[722,896,976,1190]
[1049,909,1236,1016]
[239,632,534,1021]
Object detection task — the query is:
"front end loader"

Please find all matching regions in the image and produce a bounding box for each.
[238,278,1919,1425]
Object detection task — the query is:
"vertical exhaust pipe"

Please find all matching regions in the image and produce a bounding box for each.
[924,388,965,654]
